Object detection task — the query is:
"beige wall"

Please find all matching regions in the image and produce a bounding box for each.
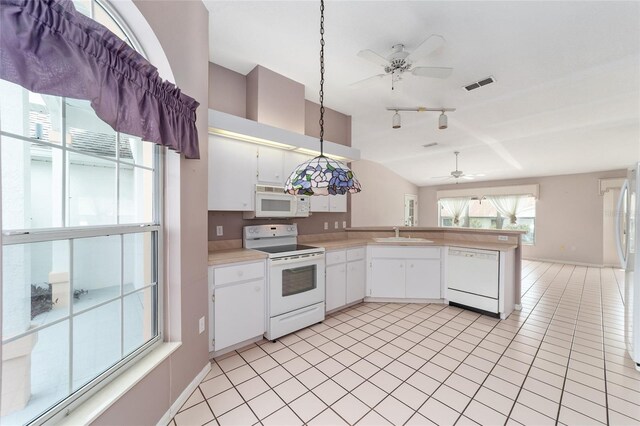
[95,1,210,424]
[418,170,626,265]
[207,64,353,240]
[350,160,418,227]
[246,65,305,134]
[304,100,351,147]
[208,63,246,117]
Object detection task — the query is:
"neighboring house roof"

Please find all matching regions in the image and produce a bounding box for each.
[29,109,134,160]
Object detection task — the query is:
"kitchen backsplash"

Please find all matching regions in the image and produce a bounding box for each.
[208,209,350,241]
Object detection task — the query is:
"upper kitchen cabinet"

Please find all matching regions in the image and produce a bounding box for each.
[257,146,285,185]
[208,134,257,211]
[310,194,347,212]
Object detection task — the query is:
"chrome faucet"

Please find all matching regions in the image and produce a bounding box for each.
[393,226,400,238]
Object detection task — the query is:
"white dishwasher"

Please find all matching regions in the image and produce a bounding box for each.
[447,247,500,317]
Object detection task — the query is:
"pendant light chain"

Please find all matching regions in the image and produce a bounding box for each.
[319,0,325,155]
[283,0,362,196]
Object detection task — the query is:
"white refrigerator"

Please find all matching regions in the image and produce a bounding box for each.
[616,163,639,371]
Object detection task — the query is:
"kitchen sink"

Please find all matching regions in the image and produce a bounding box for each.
[373,237,433,243]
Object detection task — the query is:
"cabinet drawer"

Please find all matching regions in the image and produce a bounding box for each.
[214,261,265,286]
[346,247,366,261]
[326,249,347,266]
[370,246,441,259]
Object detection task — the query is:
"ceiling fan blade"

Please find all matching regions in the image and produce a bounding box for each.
[411,66,453,79]
[430,175,453,180]
[349,74,387,88]
[357,49,389,67]
[407,34,445,61]
[461,175,475,180]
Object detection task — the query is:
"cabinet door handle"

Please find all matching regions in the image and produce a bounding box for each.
[409,264,414,268]
[400,264,403,268]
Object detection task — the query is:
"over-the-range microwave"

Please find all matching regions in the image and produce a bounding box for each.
[243,185,310,219]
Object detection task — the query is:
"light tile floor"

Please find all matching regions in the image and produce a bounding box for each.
[170,261,640,425]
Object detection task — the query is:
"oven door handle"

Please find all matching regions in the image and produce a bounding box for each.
[270,254,324,266]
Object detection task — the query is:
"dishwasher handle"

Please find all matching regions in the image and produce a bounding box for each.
[448,248,498,261]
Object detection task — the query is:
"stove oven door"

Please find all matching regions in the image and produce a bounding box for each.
[269,253,325,317]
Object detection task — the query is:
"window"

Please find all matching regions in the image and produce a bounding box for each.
[0,2,161,424]
[439,195,536,244]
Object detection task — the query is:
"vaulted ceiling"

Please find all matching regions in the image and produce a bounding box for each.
[204,1,640,186]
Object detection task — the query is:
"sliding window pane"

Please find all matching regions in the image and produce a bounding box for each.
[118,133,154,168]
[123,286,157,356]
[3,241,70,339]
[65,98,117,160]
[67,151,116,226]
[73,301,121,391]
[1,137,65,230]
[123,232,154,292]
[119,165,154,224]
[0,81,63,143]
[72,236,121,311]
[1,321,70,426]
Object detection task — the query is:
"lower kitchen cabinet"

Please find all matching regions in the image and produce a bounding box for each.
[325,247,366,312]
[208,261,266,353]
[368,246,442,299]
[406,259,441,299]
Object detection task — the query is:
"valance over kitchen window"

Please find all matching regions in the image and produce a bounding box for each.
[0,0,200,158]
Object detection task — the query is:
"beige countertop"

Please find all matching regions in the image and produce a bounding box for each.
[208,237,516,266]
[208,248,267,266]
[302,238,517,252]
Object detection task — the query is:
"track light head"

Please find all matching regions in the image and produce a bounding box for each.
[438,111,448,130]
[392,111,401,129]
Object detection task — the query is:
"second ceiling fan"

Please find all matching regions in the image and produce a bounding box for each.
[354,34,454,90]
[432,151,485,182]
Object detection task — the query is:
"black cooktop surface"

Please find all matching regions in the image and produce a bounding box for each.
[255,244,319,254]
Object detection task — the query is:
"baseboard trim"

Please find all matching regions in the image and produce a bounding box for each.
[523,257,605,268]
[156,362,211,426]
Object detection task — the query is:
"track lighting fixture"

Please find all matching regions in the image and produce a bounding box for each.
[386,106,455,130]
[392,111,401,129]
[439,111,448,129]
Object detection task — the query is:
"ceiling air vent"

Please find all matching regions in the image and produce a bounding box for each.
[422,142,438,148]
[463,76,495,92]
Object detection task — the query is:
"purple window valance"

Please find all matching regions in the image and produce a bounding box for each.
[0,0,200,159]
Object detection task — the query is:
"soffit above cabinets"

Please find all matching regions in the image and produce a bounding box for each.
[208,109,361,162]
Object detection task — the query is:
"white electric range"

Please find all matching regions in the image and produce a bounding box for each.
[244,224,325,340]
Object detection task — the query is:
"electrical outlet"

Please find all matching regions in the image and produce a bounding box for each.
[342,221,347,228]
[324,222,328,230]
[497,235,508,241]
[198,316,205,334]
[216,225,223,236]
[334,221,339,229]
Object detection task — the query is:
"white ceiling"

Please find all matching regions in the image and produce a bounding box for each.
[204,1,640,186]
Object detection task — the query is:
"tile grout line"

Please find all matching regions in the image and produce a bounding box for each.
[552,267,590,425]
[446,263,573,424]
[499,264,577,423]
[303,302,468,425]
[598,268,611,425]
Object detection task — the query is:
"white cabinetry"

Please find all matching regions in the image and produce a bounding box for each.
[368,246,442,300]
[346,249,366,304]
[257,146,285,185]
[325,247,366,312]
[208,135,257,211]
[310,194,347,213]
[209,261,266,353]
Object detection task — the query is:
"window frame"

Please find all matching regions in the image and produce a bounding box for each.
[0,0,165,423]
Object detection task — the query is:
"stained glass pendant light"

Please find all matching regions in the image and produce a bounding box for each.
[284,0,362,196]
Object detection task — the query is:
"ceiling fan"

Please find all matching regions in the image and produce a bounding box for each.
[432,151,485,182]
[353,34,454,90]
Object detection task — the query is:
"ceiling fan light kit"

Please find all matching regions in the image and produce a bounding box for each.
[354,34,454,91]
